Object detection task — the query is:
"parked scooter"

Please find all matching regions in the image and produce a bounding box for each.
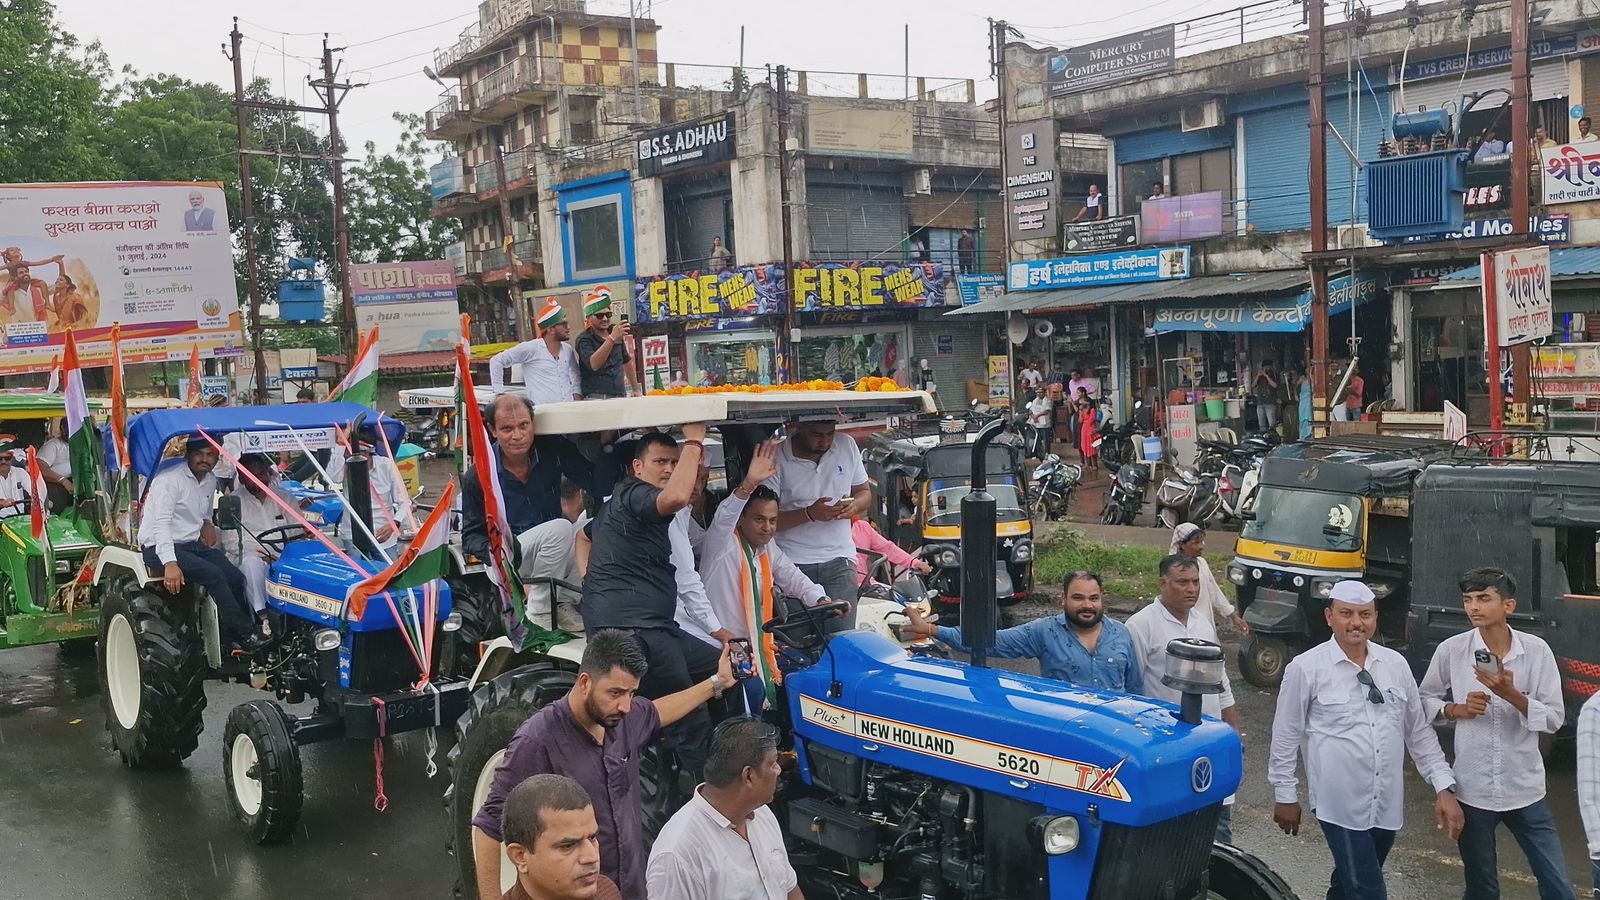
[1216,455,1263,523]
[1030,453,1083,521]
[1101,458,1152,526]
[1096,403,1145,474]
[1153,459,1222,529]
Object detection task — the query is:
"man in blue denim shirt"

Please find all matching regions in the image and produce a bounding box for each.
[901,571,1143,693]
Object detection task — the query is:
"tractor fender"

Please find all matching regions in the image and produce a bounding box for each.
[93,545,222,669]
[468,636,587,691]
[467,637,518,691]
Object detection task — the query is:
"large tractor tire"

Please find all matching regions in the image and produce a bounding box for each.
[223,700,304,845]
[1206,842,1301,899]
[1238,634,1294,690]
[443,575,503,678]
[447,664,576,900]
[639,743,686,847]
[96,574,207,769]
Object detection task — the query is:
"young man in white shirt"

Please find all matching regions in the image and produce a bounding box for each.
[1126,554,1241,842]
[36,418,72,512]
[762,420,867,630]
[0,452,33,517]
[1269,580,1464,900]
[646,717,800,900]
[226,454,300,615]
[489,298,582,405]
[1579,691,1600,898]
[140,438,257,649]
[1419,567,1572,900]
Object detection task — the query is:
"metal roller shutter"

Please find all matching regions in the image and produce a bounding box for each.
[664,173,733,269]
[805,173,909,262]
[1394,60,1568,117]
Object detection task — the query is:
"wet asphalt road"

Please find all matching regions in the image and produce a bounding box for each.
[1,611,1594,899]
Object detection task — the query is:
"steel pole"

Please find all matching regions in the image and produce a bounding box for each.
[1307,1,1331,434]
[1508,0,1532,414]
[232,21,269,404]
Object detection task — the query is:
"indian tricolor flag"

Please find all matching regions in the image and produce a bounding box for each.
[108,324,130,471]
[60,329,102,514]
[186,344,203,407]
[26,447,47,541]
[345,481,455,621]
[329,326,380,409]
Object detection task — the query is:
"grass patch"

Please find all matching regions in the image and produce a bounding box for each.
[1033,528,1231,604]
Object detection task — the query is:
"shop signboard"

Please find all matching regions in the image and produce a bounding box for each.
[635,265,785,322]
[1141,192,1224,243]
[1009,247,1190,291]
[1400,33,1584,82]
[936,334,955,356]
[1152,271,1383,333]
[636,112,736,178]
[351,260,460,354]
[805,101,913,158]
[0,180,245,375]
[1166,403,1197,467]
[180,375,231,401]
[1535,344,1600,377]
[1006,121,1060,238]
[1402,214,1570,244]
[429,158,468,199]
[445,241,467,278]
[1487,246,1553,345]
[1541,143,1600,205]
[1063,215,1139,254]
[986,355,1011,406]
[1049,25,1175,95]
[956,273,1005,306]
[641,334,671,390]
[282,365,319,380]
[794,262,948,311]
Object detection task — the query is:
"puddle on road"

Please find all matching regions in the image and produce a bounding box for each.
[0,653,100,717]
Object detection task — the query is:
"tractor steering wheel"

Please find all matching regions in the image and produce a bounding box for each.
[253,524,311,558]
[761,600,851,655]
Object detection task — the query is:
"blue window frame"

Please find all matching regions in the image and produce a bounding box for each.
[554,170,634,285]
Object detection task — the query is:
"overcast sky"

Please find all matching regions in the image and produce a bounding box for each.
[58,0,1256,157]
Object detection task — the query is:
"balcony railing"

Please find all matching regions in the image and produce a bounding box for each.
[475,55,547,109]
[426,90,470,134]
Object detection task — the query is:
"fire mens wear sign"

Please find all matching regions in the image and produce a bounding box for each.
[1006,121,1060,237]
[1064,216,1138,254]
[636,112,735,178]
[1049,25,1175,95]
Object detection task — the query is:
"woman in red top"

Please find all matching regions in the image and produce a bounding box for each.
[1077,398,1100,470]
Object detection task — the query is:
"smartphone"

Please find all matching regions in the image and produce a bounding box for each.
[619,313,630,324]
[1473,649,1501,676]
[729,638,755,680]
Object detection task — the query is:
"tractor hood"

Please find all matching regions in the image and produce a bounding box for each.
[786,632,1240,826]
[264,541,453,633]
[1,514,99,554]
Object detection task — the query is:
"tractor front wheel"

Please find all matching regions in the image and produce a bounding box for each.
[447,663,576,899]
[96,576,207,769]
[223,700,304,845]
[1204,842,1301,899]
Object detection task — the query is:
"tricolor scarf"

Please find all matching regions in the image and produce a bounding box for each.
[737,536,782,709]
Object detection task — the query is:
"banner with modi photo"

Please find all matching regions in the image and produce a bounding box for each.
[0,181,244,374]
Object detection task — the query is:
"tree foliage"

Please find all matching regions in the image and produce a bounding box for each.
[0,0,117,182]
[346,113,461,263]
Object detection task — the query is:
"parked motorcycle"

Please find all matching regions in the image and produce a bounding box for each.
[1101,458,1152,526]
[1216,455,1263,523]
[1153,461,1222,529]
[1030,453,1083,521]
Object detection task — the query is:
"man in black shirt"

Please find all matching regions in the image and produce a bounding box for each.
[461,395,593,564]
[575,293,636,399]
[582,425,725,777]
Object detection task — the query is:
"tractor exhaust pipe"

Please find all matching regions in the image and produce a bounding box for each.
[961,416,1009,668]
[346,429,378,560]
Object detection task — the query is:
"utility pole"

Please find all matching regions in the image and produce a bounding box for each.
[312,36,361,364]
[775,65,796,383]
[1507,0,1532,418]
[229,19,269,404]
[992,19,1012,255]
[1307,0,1331,435]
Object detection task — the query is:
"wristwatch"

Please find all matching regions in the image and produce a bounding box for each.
[710,674,727,699]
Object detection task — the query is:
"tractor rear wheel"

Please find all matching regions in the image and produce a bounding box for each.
[447,663,576,900]
[1205,842,1300,899]
[96,575,207,769]
[223,700,303,845]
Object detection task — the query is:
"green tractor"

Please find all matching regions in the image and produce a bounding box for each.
[0,392,107,651]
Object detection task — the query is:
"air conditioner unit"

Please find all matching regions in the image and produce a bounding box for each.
[905,168,932,196]
[1180,99,1224,132]
[1335,224,1376,249]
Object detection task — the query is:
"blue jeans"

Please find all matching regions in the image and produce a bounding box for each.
[1215,805,1233,845]
[1457,800,1575,900]
[1319,819,1396,900]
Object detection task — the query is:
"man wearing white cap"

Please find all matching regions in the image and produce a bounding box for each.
[1269,579,1464,900]
[490,297,581,406]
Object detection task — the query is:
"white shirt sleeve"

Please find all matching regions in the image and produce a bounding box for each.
[1521,639,1565,734]
[1578,695,1600,859]
[140,471,180,565]
[489,341,535,394]
[671,510,721,635]
[382,457,412,526]
[847,437,869,486]
[1400,667,1457,795]
[1267,659,1311,804]
[645,848,708,900]
[1418,642,1453,723]
[565,345,581,399]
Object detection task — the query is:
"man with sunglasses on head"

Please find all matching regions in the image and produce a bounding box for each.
[1269,580,1464,900]
[576,294,636,400]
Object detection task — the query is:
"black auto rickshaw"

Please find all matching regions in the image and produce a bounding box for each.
[1226,435,1457,688]
[863,416,1033,622]
[1407,436,1600,724]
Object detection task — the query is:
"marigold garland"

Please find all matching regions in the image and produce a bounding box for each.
[649,378,907,396]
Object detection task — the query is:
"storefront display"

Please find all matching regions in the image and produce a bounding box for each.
[688,331,776,386]
[796,328,909,385]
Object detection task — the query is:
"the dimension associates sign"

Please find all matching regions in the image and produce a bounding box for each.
[1006,121,1060,238]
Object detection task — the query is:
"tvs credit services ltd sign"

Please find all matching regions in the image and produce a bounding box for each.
[637,112,736,178]
[1006,121,1060,238]
[1049,26,1176,95]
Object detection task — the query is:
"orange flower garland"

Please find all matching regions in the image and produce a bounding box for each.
[649,378,907,396]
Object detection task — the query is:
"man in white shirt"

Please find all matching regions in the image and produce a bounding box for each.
[328,425,413,557]
[226,454,300,615]
[696,441,827,712]
[1018,360,1043,395]
[1578,691,1600,897]
[1576,116,1599,144]
[1025,390,1053,458]
[0,452,33,517]
[646,717,800,900]
[763,420,867,630]
[140,438,257,648]
[490,298,581,405]
[37,419,72,513]
[1269,580,1464,900]
[521,478,588,633]
[1126,553,1241,842]
[1419,567,1572,900]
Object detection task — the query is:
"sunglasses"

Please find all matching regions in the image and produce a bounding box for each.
[1356,668,1385,704]
[592,311,613,318]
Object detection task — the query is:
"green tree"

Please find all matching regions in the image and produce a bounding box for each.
[346,113,461,263]
[0,0,117,182]
[96,73,238,206]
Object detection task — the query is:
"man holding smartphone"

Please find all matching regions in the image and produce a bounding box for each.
[763,420,868,631]
[1419,567,1571,900]
[576,293,637,399]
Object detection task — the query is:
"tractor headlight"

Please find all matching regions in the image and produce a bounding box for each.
[1312,579,1337,600]
[443,611,463,632]
[313,629,341,652]
[1029,815,1081,855]
[1227,564,1247,586]
[1011,540,1033,564]
[1368,581,1395,599]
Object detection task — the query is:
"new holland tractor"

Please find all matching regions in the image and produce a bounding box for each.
[92,402,470,843]
[445,391,1298,900]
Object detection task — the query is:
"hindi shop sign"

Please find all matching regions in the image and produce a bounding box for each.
[1063,215,1139,254]
[1008,247,1191,291]
[351,260,461,353]
[1541,144,1600,204]
[1049,25,1176,95]
[1488,247,1553,346]
[1152,271,1382,333]
[1006,121,1060,238]
[637,112,736,178]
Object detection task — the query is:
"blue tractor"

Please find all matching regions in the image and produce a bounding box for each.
[92,403,470,843]
[447,399,1298,900]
